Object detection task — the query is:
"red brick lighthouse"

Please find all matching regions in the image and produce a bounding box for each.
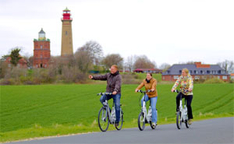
[33,28,51,68]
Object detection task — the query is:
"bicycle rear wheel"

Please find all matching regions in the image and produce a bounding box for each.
[115,110,123,130]
[176,112,182,129]
[98,107,109,132]
[138,112,145,131]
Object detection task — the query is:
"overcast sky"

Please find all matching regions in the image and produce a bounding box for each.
[0,0,233,66]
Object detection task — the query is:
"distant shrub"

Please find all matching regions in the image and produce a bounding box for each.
[122,73,141,84]
[194,79,205,84]
[203,78,225,84]
[0,78,14,85]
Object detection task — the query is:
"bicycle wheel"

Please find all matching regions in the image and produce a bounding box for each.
[150,121,156,129]
[138,112,145,131]
[98,107,109,132]
[176,112,182,130]
[185,119,190,128]
[115,110,123,130]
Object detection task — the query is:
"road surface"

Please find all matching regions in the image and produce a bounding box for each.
[5,117,234,144]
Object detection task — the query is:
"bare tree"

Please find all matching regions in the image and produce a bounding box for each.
[134,55,155,69]
[49,56,67,75]
[73,41,104,73]
[217,60,234,73]
[152,60,158,69]
[22,54,33,68]
[159,63,171,72]
[124,55,137,72]
[77,41,103,65]
[0,60,8,78]
[74,50,93,73]
[102,54,123,69]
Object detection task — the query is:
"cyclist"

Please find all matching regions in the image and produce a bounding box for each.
[135,73,158,127]
[89,65,122,127]
[171,68,194,125]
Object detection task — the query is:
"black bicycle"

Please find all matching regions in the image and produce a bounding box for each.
[97,92,124,132]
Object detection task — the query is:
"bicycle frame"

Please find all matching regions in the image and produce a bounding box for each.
[101,99,116,124]
[142,94,152,123]
[138,90,153,123]
[98,92,122,124]
[178,95,188,122]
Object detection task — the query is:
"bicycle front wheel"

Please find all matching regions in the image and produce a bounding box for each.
[115,110,123,130]
[185,119,190,128]
[150,121,156,129]
[176,112,182,130]
[138,112,145,131]
[98,107,109,132]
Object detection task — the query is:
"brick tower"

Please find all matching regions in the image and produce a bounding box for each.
[33,28,50,68]
[61,7,73,56]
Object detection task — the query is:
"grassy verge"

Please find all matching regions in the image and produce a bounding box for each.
[1,84,233,143]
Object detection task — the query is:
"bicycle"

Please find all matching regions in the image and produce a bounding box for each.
[97,92,124,132]
[173,90,190,129]
[137,90,158,131]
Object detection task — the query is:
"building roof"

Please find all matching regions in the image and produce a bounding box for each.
[134,68,162,73]
[5,56,27,65]
[162,62,229,76]
[135,68,162,71]
[39,28,45,34]
[63,7,70,11]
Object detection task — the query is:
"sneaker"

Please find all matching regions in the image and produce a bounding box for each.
[115,122,119,127]
[152,122,157,127]
[188,119,192,125]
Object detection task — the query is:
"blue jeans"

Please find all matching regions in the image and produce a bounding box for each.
[100,93,121,123]
[141,95,158,123]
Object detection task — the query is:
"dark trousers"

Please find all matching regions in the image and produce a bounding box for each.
[176,93,193,119]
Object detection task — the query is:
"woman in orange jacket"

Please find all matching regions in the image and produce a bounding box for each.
[135,73,158,126]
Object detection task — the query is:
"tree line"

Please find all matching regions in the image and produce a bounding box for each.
[0,41,160,84]
[0,41,233,85]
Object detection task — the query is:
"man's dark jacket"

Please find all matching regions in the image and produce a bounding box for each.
[92,71,122,94]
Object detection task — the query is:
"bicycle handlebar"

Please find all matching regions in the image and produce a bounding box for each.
[137,90,152,93]
[173,90,179,93]
[173,89,189,93]
[97,92,112,96]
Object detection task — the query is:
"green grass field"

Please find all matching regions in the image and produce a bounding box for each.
[1,84,234,142]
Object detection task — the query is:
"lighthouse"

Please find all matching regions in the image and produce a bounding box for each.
[61,7,73,56]
[33,28,50,68]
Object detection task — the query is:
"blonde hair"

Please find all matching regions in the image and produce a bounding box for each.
[111,65,118,70]
[182,68,191,77]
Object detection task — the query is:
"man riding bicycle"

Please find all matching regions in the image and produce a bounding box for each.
[89,65,122,127]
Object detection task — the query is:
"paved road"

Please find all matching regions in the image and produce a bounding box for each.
[6,117,234,144]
